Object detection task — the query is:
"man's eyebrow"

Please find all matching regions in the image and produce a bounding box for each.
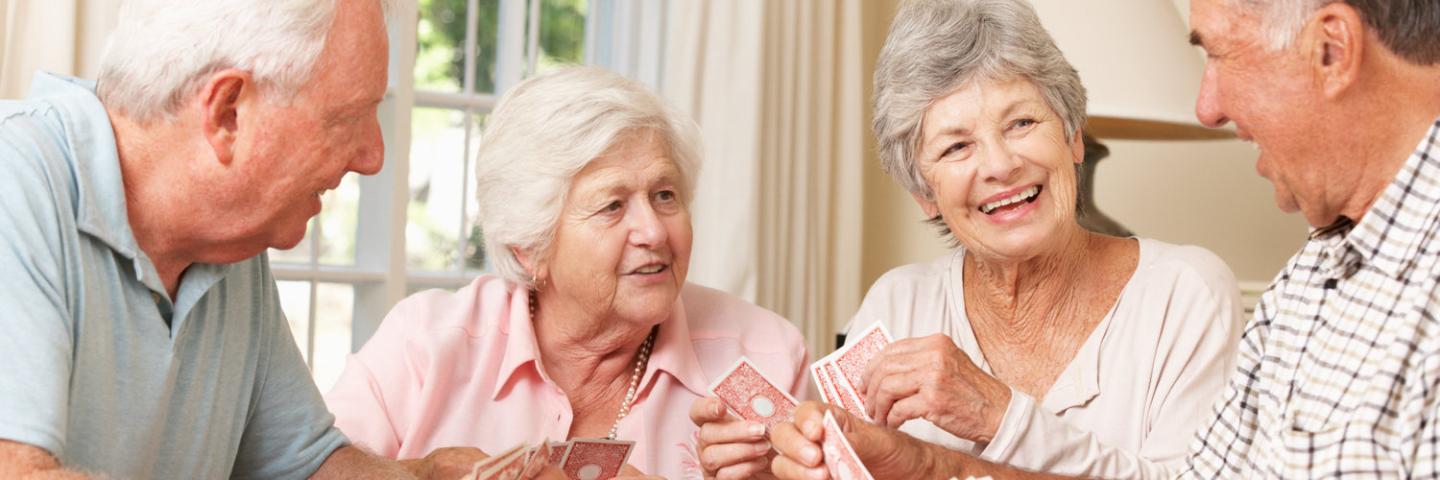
[1189,30,1205,47]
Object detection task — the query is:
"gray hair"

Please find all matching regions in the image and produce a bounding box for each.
[96,0,394,123]
[873,0,1087,201]
[1235,0,1440,65]
[475,67,703,287]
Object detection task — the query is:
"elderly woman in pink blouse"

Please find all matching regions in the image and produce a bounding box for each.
[324,67,807,479]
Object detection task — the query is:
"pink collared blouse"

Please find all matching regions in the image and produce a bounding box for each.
[325,275,808,479]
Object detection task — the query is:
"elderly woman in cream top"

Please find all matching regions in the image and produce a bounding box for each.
[795,0,1246,478]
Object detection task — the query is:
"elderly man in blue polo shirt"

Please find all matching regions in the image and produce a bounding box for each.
[0,0,462,478]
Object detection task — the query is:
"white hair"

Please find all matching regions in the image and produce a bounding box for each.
[474,67,703,287]
[873,0,1087,201]
[1236,0,1440,65]
[1239,0,1335,50]
[96,0,394,123]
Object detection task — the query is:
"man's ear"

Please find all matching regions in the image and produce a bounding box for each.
[1308,3,1364,98]
[198,69,253,166]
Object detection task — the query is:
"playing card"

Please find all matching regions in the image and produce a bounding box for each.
[517,442,552,477]
[810,360,834,403]
[709,357,799,429]
[559,438,634,480]
[476,445,530,480]
[468,444,525,477]
[823,362,869,421]
[833,323,892,410]
[822,411,874,480]
[547,441,571,467]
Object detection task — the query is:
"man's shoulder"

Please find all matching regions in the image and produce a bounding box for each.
[0,99,73,190]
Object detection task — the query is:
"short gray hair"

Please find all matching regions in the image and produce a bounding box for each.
[1235,0,1440,65]
[873,0,1086,201]
[97,0,394,123]
[475,67,702,287]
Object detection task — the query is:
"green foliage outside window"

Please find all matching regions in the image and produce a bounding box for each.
[410,0,588,273]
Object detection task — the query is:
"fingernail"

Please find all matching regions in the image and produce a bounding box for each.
[713,400,725,416]
[755,440,771,454]
[749,423,766,437]
[802,445,820,464]
[809,467,828,480]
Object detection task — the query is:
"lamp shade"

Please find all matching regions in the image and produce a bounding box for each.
[1029,0,1232,140]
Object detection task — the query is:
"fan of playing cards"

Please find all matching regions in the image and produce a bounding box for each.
[811,322,892,480]
[811,322,892,422]
[460,438,635,480]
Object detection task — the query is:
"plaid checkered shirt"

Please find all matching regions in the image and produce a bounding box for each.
[1181,118,1440,478]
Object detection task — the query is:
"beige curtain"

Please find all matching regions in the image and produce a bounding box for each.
[664,0,865,357]
[1,0,119,99]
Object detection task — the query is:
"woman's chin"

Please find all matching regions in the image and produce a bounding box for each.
[616,296,680,327]
[967,231,1055,262]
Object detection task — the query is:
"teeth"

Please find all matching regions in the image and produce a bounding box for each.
[979,186,1040,214]
[635,265,664,274]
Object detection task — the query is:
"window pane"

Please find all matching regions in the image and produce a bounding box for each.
[474,0,500,93]
[318,175,360,266]
[311,283,354,393]
[277,280,312,364]
[538,0,587,73]
[416,0,465,92]
[408,107,469,272]
[268,221,315,265]
[465,113,487,272]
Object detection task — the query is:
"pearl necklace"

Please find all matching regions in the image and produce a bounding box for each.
[531,291,659,440]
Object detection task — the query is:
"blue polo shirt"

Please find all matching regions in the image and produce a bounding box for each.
[0,73,347,478]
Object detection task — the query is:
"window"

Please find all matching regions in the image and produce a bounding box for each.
[272,0,590,392]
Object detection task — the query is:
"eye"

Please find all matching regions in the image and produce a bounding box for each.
[602,200,624,213]
[940,142,970,159]
[655,190,677,202]
[1011,118,1037,129]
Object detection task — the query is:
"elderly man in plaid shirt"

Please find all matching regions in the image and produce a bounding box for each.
[769,0,1440,478]
[1177,0,1440,476]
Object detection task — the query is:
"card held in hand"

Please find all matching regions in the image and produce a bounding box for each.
[709,357,798,429]
[559,438,634,480]
[547,441,571,467]
[823,362,870,422]
[822,411,875,480]
[833,322,892,410]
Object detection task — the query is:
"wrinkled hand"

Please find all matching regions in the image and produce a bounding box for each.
[403,446,566,480]
[402,446,487,480]
[860,334,1010,443]
[689,397,775,479]
[769,402,956,479]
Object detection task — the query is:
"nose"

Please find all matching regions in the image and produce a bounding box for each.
[1194,63,1230,128]
[348,119,385,176]
[627,198,668,248]
[978,139,1022,183]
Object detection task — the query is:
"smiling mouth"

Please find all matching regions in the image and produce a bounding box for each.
[978,185,1042,215]
[629,264,668,275]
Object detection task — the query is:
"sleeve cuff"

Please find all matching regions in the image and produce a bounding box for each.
[976,386,1035,463]
[0,423,64,461]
